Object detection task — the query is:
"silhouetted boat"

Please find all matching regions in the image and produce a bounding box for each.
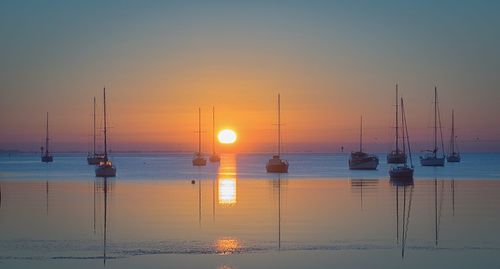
[349,116,378,170]
[41,112,53,163]
[193,107,207,166]
[390,98,414,180]
[95,88,116,177]
[209,106,220,163]
[87,97,105,165]
[266,94,289,173]
[447,109,461,162]
[387,84,407,164]
[420,87,445,166]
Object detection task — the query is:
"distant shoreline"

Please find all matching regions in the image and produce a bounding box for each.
[2,150,500,154]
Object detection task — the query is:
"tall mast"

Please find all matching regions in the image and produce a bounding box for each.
[451,109,455,153]
[93,97,96,155]
[212,106,215,155]
[434,87,438,157]
[395,84,399,153]
[278,94,281,156]
[103,88,108,160]
[45,112,49,155]
[198,107,201,154]
[359,116,363,152]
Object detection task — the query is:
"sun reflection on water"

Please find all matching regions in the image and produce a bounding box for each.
[215,237,241,255]
[218,178,236,205]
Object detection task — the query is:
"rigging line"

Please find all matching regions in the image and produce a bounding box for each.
[437,98,445,157]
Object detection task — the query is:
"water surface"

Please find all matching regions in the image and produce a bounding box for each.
[1,153,500,268]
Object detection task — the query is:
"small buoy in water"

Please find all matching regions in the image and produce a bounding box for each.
[191,180,196,184]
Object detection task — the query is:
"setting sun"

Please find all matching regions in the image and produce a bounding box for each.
[218,129,237,144]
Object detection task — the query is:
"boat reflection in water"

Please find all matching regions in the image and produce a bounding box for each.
[350,179,379,210]
[391,178,414,258]
[270,174,287,250]
[95,177,114,265]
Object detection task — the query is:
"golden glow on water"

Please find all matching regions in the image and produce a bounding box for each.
[218,178,237,205]
[217,154,237,205]
[215,237,241,255]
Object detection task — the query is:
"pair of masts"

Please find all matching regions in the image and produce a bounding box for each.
[90,88,116,177]
[192,107,220,166]
[419,86,461,166]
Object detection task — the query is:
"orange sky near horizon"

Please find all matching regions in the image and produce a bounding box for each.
[1,1,500,152]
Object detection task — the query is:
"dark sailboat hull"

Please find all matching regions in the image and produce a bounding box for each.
[420,156,445,166]
[87,155,106,165]
[192,157,207,166]
[41,155,53,163]
[386,153,407,164]
[209,154,220,162]
[389,166,414,180]
[266,163,289,173]
[447,154,461,163]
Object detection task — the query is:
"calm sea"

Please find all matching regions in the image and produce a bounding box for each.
[1,153,500,268]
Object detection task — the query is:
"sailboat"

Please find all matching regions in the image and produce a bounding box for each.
[266,94,289,173]
[209,106,220,163]
[87,97,106,165]
[389,98,414,179]
[447,110,461,162]
[41,112,53,162]
[192,108,207,166]
[95,88,116,177]
[387,84,407,164]
[349,116,379,170]
[420,87,445,166]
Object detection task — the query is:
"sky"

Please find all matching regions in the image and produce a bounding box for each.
[1,0,499,153]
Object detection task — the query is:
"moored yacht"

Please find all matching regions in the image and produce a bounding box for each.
[349,116,379,170]
[95,87,116,177]
[266,94,289,173]
[420,87,445,166]
[41,112,54,163]
[389,98,414,180]
[193,107,207,166]
[387,84,407,164]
